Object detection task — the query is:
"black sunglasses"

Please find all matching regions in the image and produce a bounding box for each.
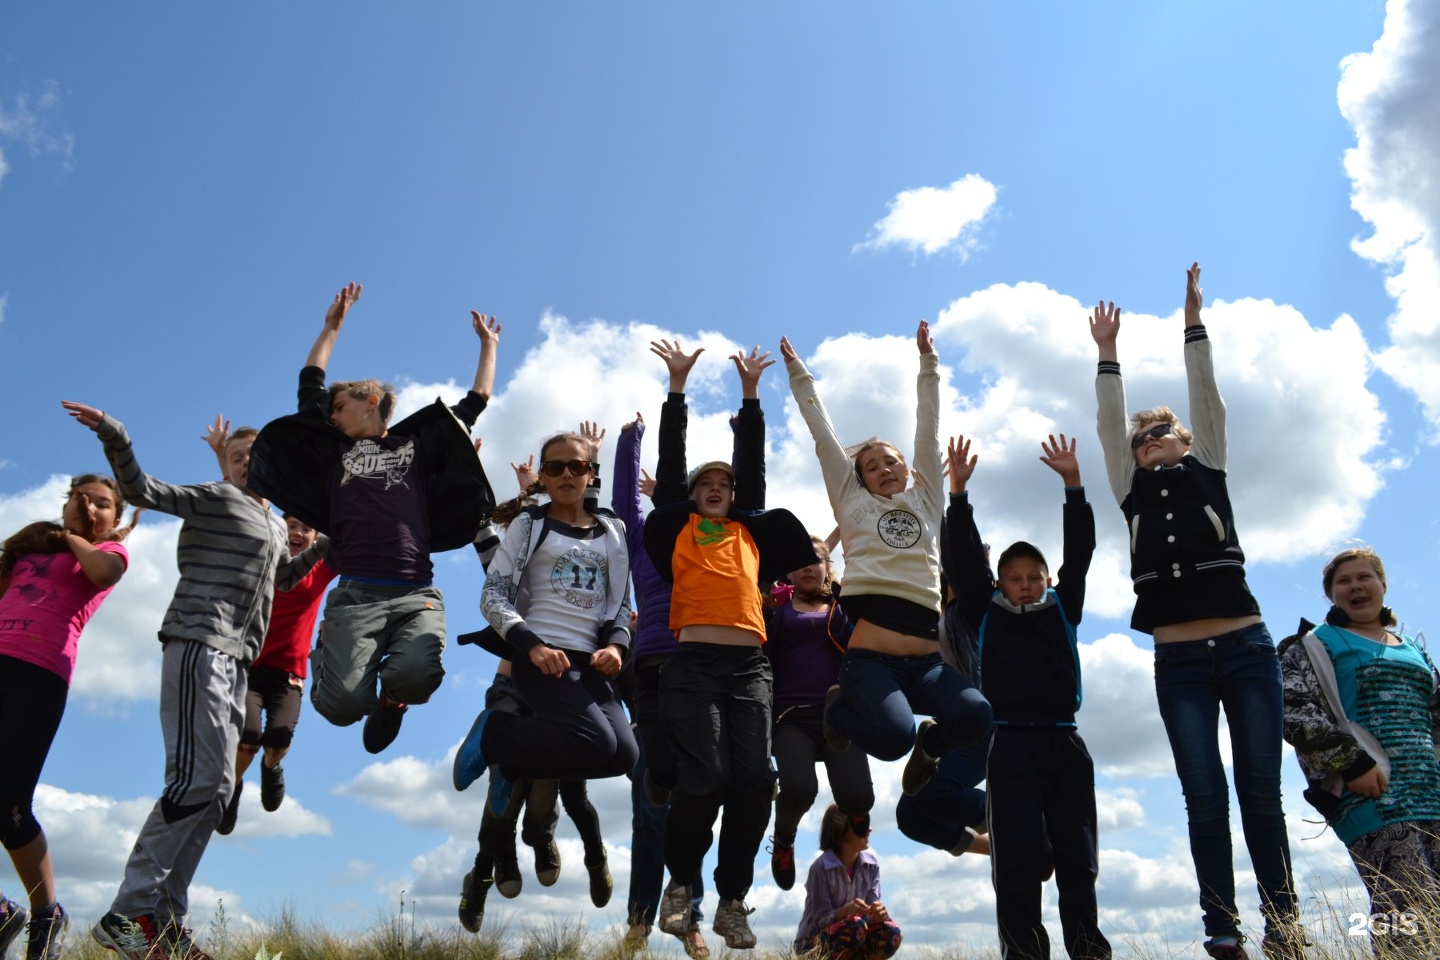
[540,459,593,477]
[1130,423,1173,450]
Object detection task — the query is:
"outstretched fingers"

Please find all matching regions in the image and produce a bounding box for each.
[944,434,978,491]
[471,311,502,345]
[61,400,104,430]
[325,283,362,328]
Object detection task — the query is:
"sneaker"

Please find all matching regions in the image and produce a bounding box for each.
[156,920,214,960]
[458,869,492,934]
[452,709,492,791]
[1203,936,1250,960]
[216,779,243,836]
[901,718,939,796]
[586,853,613,908]
[25,902,67,960]
[363,696,408,754]
[768,837,796,890]
[712,899,757,950]
[622,923,651,953]
[1261,925,1308,960]
[822,684,850,751]
[260,762,285,812]
[533,837,561,886]
[0,897,28,958]
[657,883,691,937]
[487,765,520,818]
[91,912,156,960]
[495,855,523,899]
[642,767,671,807]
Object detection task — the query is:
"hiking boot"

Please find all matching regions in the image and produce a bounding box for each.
[586,853,613,908]
[25,902,67,960]
[260,762,285,812]
[712,899,757,949]
[533,837,561,886]
[1203,936,1250,960]
[495,855,523,899]
[216,779,242,836]
[901,718,939,796]
[91,912,156,960]
[769,837,796,890]
[362,696,408,754]
[822,685,850,751]
[642,768,671,807]
[156,920,214,960]
[0,897,27,958]
[458,869,492,934]
[453,709,492,791]
[657,883,691,937]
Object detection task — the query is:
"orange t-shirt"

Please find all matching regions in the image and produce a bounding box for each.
[668,515,766,642]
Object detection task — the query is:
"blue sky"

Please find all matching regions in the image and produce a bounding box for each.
[5,0,1440,955]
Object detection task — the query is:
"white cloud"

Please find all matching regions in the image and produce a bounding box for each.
[1339,0,1440,427]
[855,174,999,257]
[0,80,75,186]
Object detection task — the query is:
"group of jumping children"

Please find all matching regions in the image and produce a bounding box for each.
[1,263,1437,960]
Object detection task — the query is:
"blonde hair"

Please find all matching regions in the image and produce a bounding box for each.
[850,438,905,486]
[328,380,398,425]
[1130,406,1193,446]
[1322,547,1386,596]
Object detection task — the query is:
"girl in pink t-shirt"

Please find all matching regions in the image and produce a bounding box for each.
[0,474,135,957]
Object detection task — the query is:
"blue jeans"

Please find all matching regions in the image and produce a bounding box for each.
[830,649,992,761]
[895,728,991,851]
[1153,622,1296,939]
[627,734,704,927]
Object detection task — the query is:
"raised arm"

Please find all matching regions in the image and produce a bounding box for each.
[912,320,942,512]
[579,419,605,506]
[63,402,205,516]
[782,335,858,510]
[1090,299,1132,506]
[613,414,645,530]
[651,340,701,506]
[1040,434,1095,624]
[305,283,362,373]
[469,311,502,401]
[730,346,773,512]
[945,435,993,629]
[1182,262,1227,470]
[276,533,328,591]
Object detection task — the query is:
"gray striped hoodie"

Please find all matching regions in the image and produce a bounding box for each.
[95,414,324,663]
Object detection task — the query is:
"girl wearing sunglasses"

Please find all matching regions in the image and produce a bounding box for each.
[1090,264,1300,960]
[454,429,638,810]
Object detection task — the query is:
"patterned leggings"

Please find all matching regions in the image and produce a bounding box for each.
[804,916,902,960]
[1348,819,1440,959]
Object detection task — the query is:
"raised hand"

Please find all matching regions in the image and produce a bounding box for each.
[511,454,538,492]
[639,467,656,499]
[1039,433,1081,487]
[471,311,502,348]
[1184,261,1203,326]
[1088,301,1121,345]
[916,319,935,356]
[730,346,776,398]
[650,339,705,393]
[202,415,230,457]
[61,400,104,430]
[579,420,606,463]
[620,412,644,434]
[779,336,799,363]
[324,283,362,331]
[945,435,978,494]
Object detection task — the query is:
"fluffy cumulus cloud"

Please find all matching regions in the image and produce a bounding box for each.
[855,174,999,257]
[0,80,75,187]
[1339,0,1440,427]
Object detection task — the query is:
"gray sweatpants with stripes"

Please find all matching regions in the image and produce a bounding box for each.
[110,637,244,924]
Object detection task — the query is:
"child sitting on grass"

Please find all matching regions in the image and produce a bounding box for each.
[793,804,901,960]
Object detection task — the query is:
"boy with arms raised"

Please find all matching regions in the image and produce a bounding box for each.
[949,433,1111,960]
[248,284,498,753]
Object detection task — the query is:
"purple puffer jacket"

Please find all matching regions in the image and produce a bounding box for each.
[614,420,677,663]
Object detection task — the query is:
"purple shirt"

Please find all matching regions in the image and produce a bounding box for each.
[328,434,432,583]
[795,849,883,949]
[768,602,845,713]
